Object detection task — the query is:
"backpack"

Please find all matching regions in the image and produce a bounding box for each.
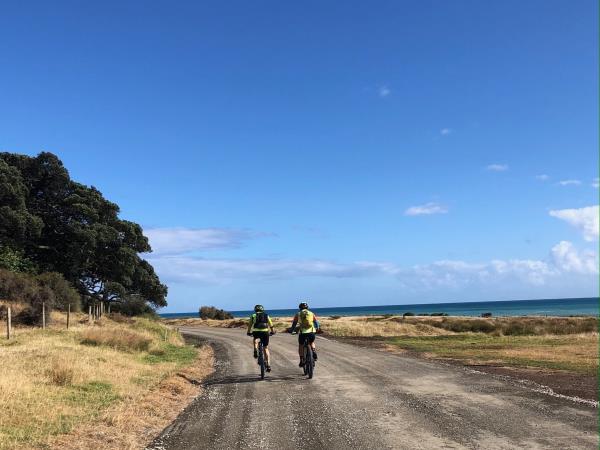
[254,312,269,329]
[299,310,314,329]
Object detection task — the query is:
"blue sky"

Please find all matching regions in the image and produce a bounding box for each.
[1,1,598,312]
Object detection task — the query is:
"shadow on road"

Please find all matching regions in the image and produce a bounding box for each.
[203,373,302,386]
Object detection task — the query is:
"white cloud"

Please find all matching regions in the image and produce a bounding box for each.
[396,242,597,289]
[144,227,273,254]
[145,256,388,284]
[551,241,598,275]
[592,178,599,189]
[404,202,448,216]
[536,174,550,181]
[440,128,452,136]
[549,206,599,241]
[146,240,597,287]
[486,164,508,172]
[557,179,581,186]
[378,85,391,98]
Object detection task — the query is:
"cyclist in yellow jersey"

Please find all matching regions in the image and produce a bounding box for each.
[289,302,320,367]
[246,304,275,372]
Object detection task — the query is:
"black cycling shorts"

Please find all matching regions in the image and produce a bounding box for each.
[252,331,270,347]
[298,332,316,345]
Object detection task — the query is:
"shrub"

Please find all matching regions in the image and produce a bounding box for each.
[430,312,449,316]
[0,268,82,324]
[25,285,55,326]
[0,268,37,302]
[501,320,537,336]
[481,312,492,318]
[36,272,80,312]
[112,297,157,317]
[403,312,415,317]
[199,305,233,320]
[329,315,342,320]
[431,318,496,333]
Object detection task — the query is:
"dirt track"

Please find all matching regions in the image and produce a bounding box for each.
[149,327,598,450]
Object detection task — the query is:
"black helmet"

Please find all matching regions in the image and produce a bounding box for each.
[254,304,264,312]
[298,302,309,310]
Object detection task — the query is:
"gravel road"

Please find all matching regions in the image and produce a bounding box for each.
[149,327,598,450]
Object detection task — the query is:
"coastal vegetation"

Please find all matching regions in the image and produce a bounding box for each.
[198,305,234,320]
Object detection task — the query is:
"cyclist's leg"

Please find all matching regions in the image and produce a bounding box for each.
[262,332,271,366]
[252,332,259,357]
[298,333,305,366]
[308,333,317,359]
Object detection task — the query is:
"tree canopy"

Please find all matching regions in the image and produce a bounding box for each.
[0,152,167,310]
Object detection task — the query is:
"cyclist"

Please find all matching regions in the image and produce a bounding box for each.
[289,302,320,367]
[246,305,275,372]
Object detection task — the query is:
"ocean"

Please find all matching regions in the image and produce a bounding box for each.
[160,297,599,319]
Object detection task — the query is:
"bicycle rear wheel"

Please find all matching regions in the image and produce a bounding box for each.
[302,344,309,375]
[305,345,314,379]
[258,343,265,379]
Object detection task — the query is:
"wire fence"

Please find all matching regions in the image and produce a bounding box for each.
[4,301,111,340]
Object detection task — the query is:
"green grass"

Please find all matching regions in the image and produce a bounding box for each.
[143,343,197,365]
[65,381,120,408]
[388,334,598,374]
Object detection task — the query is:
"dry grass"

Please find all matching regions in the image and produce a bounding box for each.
[48,346,214,450]
[47,358,76,386]
[408,316,598,335]
[164,315,450,336]
[80,327,153,352]
[318,316,456,337]
[0,315,211,450]
[389,333,599,374]
[166,315,599,338]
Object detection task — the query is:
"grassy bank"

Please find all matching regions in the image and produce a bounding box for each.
[0,313,212,450]
[166,315,598,375]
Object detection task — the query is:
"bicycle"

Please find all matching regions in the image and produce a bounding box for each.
[291,330,315,379]
[252,331,274,380]
[301,337,315,379]
[257,339,266,380]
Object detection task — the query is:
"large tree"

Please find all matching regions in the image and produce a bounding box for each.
[0,152,167,310]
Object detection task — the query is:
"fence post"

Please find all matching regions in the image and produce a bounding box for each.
[6,306,11,340]
[88,305,92,324]
[107,302,111,314]
[67,304,70,330]
[42,302,46,329]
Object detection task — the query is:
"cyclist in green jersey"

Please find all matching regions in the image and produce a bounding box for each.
[289,302,320,367]
[246,305,275,372]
